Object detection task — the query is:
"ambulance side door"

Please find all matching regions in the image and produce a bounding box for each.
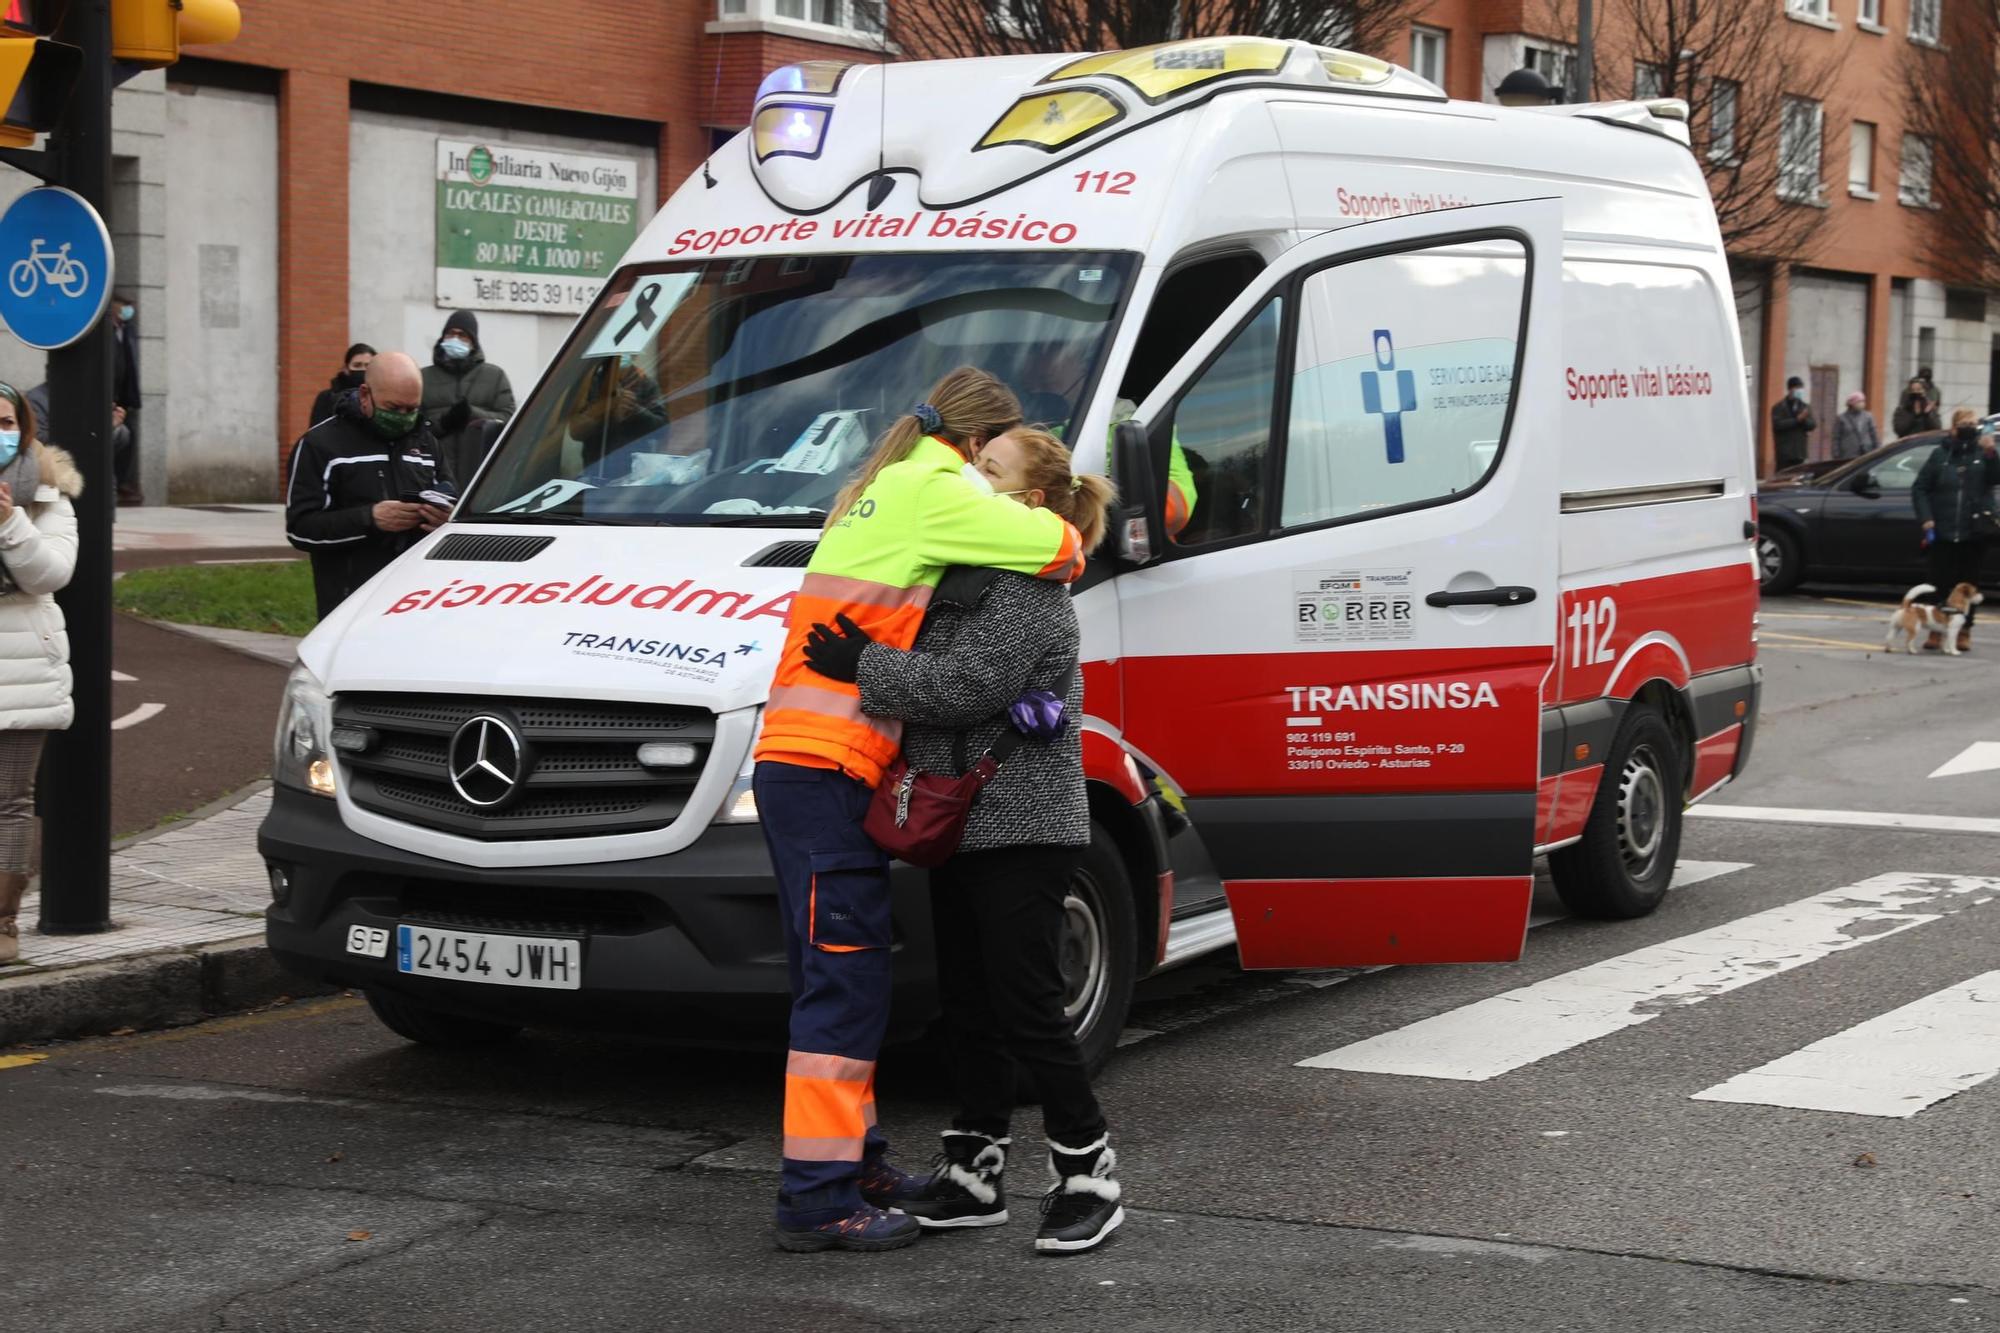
[1117,200,1564,969]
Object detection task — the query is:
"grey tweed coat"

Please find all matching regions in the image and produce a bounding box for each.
[855,566,1088,851]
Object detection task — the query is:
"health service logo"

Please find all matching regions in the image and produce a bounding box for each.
[1359,328,1417,465]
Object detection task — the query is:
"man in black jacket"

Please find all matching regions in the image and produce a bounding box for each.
[286,351,449,619]
[1770,376,1816,470]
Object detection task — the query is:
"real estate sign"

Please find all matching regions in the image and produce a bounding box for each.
[436,139,643,315]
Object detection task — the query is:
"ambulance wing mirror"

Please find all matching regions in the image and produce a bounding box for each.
[1112,419,1164,567]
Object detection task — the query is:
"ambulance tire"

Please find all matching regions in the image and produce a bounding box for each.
[1066,828,1138,1079]
[364,988,523,1046]
[1757,528,1801,594]
[1548,707,1684,921]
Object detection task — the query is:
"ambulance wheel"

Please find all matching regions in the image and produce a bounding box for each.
[364,988,522,1046]
[1065,827,1138,1078]
[1548,707,1684,921]
[1756,528,1801,594]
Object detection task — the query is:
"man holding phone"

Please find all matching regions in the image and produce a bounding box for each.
[285,350,453,619]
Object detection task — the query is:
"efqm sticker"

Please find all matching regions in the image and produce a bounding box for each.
[1294,568,1417,644]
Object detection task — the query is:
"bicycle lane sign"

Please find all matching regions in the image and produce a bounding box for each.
[0,187,113,351]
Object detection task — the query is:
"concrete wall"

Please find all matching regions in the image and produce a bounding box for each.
[347,110,660,412]
[1785,270,1869,457]
[163,82,279,502]
[1900,279,1998,419]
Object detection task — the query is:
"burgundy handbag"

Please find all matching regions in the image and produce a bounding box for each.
[864,731,1027,868]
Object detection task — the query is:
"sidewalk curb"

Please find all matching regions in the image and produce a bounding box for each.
[0,937,338,1048]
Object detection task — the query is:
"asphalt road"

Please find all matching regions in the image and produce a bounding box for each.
[6,589,2000,1331]
[110,613,287,835]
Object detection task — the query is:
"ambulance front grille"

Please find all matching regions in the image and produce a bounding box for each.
[334,692,715,841]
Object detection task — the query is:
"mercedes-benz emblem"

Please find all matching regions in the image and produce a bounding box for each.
[447,715,526,808]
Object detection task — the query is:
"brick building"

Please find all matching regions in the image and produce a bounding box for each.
[1396,0,1977,472]
[1,0,1973,496]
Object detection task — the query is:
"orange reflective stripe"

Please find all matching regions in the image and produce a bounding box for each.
[1036,520,1085,583]
[787,1051,875,1083]
[797,572,935,611]
[1165,481,1192,537]
[783,1134,870,1162]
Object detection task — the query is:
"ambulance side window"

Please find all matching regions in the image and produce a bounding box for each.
[1280,240,1527,529]
[1159,296,1283,547]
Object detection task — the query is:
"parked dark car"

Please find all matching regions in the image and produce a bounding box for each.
[1756,431,2000,593]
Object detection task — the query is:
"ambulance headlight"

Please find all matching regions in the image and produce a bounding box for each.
[713,725,761,825]
[273,664,337,799]
[753,104,830,162]
[977,89,1125,152]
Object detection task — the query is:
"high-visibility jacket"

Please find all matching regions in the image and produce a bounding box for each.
[1105,398,1197,537]
[753,436,1086,787]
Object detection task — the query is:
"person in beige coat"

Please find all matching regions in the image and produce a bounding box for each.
[0,383,81,964]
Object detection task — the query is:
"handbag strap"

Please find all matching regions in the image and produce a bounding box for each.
[950,652,1079,774]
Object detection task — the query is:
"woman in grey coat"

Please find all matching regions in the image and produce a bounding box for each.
[800,427,1125,1254]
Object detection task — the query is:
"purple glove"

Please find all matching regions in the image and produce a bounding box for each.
[1009,688,1066,741]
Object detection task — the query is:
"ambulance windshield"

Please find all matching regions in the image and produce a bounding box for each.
[466,251,1137,526]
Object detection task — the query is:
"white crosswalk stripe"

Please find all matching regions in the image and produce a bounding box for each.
[1691,970,2000,1118]
[1298,872,2000,1082]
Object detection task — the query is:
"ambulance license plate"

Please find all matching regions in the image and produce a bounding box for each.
[396,924,581,990]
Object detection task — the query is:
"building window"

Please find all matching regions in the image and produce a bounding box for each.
[1899,134,1934,207]
[1858,0,1883,26]
[1849,120,1876,194]
[1523,40,1575,94]
[1708,78,1739,161]
[1633,61,1664,101]
[728,0,884,33]
[1947,288,1987,323]
[1909,0,1941,43]
[1411,25,1447,86]
[1777,96,1824,203]
[1786,0,1831,20]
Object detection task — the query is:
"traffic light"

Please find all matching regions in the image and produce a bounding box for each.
[0,1,79,149]
[111,0,239,68]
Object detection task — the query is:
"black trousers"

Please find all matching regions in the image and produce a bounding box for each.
[930,843,1106,1148]
[1926,540,1986,626]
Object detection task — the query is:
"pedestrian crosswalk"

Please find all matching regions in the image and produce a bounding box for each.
[1296,868,2000,1121]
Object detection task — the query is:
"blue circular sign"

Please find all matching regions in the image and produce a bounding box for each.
[0,187,113,351]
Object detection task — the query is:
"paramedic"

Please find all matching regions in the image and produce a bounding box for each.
[750,367,1087,1253]
[804,427,1127,1254]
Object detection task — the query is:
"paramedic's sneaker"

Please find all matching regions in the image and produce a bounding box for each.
[1035,1137,1123,1255]
[895,1131,1010,1229]
[856,1152,929,1209]
[773,1202,921,1253]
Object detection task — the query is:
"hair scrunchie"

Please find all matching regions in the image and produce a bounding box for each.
[910,402,944,434]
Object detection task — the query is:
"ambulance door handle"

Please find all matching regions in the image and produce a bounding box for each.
[1425,586,1537,608]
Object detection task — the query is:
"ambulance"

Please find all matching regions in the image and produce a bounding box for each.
[260,37,1761,1068]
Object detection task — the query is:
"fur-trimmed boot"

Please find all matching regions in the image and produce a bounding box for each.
[0,872,26,965]
[1036,1136,1123,1254]
[1925,631,1945,651]
[1958,627,1974,654]
[893,1130,1009,1229]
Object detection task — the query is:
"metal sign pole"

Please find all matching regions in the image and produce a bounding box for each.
[39,0,112,935]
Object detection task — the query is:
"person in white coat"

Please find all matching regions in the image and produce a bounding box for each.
[0,383,81,964]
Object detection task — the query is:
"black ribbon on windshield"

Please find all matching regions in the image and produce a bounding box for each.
[615,282,663,344]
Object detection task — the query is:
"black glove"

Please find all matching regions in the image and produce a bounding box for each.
[802,613,872,683]
[439,400,472,435]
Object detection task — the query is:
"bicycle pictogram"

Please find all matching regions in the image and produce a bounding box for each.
[8,238,89,299]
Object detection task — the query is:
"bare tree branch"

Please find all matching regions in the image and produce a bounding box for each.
[1596,0,1843,263]
[889,0,1424,69]
[1901,2,1998,286]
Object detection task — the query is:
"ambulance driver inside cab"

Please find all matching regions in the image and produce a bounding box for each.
[750,369,1086,1254]
[802,429,1126,1254]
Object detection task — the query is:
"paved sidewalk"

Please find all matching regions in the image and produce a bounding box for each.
[113,503,287,552]
[2,773,328,1050]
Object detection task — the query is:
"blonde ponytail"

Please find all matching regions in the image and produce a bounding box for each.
[826,367,1023,527]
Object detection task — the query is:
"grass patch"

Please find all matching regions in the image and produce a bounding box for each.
[114,561,316,637]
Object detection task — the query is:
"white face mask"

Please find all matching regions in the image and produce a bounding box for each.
[960,462,995,495]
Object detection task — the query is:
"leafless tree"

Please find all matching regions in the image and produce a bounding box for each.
[888,0,1424,67]
[1595,0,1843,264]
[1901,3,1999,286]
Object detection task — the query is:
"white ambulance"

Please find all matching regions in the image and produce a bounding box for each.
[261,37,1760,1067]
